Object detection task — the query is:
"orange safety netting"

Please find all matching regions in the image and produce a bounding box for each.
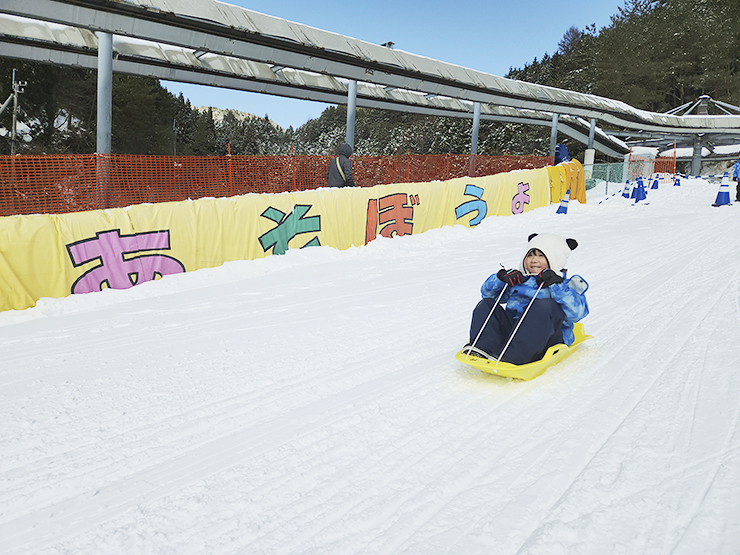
[626,155,677,182]
[653,158,677,174]
[0,153,554,216]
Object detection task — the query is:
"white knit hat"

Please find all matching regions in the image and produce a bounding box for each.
[518,233,578,274]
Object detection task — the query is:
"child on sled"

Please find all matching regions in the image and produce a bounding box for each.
[462,233,589,365]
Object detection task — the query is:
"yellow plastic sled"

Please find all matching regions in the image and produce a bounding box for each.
[455,323,592,381]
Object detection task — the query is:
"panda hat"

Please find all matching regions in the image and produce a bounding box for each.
[518,233,578,274]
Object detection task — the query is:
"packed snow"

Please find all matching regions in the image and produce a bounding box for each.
[1,176,739,554]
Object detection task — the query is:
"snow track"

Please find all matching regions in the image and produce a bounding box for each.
[1,179,739,554]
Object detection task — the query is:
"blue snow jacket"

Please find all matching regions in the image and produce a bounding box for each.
[480,272,589,346]
[733,159,740,181]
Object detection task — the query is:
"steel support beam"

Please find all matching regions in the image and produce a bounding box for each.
[345,79,356,149]
[470,101,481,155]
[549,113,559,157]
[587,118,596,149]
[96,31,112,154]
[691,136,703,176]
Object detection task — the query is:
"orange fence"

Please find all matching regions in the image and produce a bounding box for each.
[0,153,553,216]
[652,157,677,175]
[626,154,677,181]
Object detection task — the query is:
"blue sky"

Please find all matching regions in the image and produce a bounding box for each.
[162,0,626,129]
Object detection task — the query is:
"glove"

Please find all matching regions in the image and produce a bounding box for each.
[535,269,564,287]
[497,268,526,286]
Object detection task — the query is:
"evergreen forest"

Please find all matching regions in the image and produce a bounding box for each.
[1,0,738,160]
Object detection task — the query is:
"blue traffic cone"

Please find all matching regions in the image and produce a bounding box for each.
[651,177,659,189]
[631,177,647,198]
[556,189,570,214]
[622,181,631,198]
[634,179,647,203]
[673,176,681,186]
[712,175,732,206]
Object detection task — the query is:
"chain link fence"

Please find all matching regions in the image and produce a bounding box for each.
[585,163,626,193]
[585,157,676,195]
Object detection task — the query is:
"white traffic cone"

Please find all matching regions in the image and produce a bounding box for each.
[712,174,732,207]
[556,189,570,214]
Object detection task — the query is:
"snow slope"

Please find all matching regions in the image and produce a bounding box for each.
[1,178,739,554]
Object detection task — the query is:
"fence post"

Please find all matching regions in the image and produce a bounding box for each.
[407,149,410,183]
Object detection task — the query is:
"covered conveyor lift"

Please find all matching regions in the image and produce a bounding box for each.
[2,0,739,170]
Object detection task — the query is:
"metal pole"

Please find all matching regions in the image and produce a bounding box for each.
[549,113,559,157]
[11,69,18,155]
[584,117,596,180]
[470,102,481,155]
[96,32,113,208]
[96,32,113,154]
[587,118,596,149]
[691,135,702,176]
[345,79,357,149]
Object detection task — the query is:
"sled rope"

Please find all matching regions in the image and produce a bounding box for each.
[496,281,545,366]
[466,284,508,360]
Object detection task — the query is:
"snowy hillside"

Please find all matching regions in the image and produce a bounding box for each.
[1,178,738,554]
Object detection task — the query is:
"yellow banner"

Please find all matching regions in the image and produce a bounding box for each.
[0,167,552,312]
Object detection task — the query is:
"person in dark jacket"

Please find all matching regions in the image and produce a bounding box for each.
[733,158,740,201]
[326,143,355,187]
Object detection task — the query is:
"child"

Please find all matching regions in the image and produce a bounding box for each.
[462,233,589,365]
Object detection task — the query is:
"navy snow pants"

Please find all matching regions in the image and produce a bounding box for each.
[468,297,565,365]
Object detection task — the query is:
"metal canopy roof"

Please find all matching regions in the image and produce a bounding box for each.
[2,0,738,155]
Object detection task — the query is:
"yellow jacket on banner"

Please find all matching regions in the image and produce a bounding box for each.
[0,167,552,313]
